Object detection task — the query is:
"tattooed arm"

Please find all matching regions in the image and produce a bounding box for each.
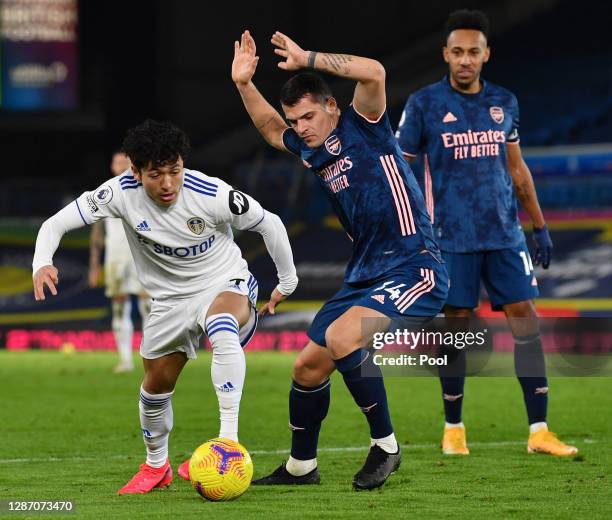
[271,31,386,120]
[507,142,554,267]
[506,143,546,228]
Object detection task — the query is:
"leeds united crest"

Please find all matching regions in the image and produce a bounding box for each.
[187,216,205,235]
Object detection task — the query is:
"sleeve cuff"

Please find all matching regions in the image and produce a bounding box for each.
[277,276,298,296]
[351,103,386,124]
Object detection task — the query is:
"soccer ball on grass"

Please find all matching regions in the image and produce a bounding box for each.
[189,437,253,501]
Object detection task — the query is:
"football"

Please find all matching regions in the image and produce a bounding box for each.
[189,438,253,501]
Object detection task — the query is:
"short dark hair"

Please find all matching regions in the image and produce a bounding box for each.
[122,119,190,170]
[279,72,333,107]
[445,9,490,42]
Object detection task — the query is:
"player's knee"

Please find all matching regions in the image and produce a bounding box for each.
[111,319,126,335]
[111,318,122,333]
[292,357,311,385]
[292,357,331,387]
[111,300,125,331]
[444,305,472,318]
[207,293,250,327]
[325,324,360,360]
[142,355,185,394]
[142,360,178,393]
[111,299,124,314]
[142,372,177,394]
[504,300,537,318]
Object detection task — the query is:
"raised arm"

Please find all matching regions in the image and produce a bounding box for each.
[232,30,289,151]
[271,31,386,121]
[33,201,88,300]
[507,143,552,268]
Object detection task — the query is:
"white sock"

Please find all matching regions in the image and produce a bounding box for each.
[112,299,133,366]
[529,422,548,434]
[138,296,151,328]
[139,387,173,467]
[371,432,399,454]
[206,313,245,442]
[445,422,465,429]
[286,456,317,476]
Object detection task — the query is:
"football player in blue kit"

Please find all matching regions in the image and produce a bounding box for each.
[396,10,577,457]
[232,30,449,489]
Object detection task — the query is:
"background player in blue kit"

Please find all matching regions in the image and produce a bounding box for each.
[233,30,449,489]
[396,10,577,457]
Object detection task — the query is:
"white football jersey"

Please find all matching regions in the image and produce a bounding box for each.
[74,168,266,299]
[104,218,133,263]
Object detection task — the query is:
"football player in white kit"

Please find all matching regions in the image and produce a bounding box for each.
[32,120,298,494]
[89,151,151,373]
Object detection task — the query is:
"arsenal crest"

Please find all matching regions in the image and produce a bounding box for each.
[324,135,342,156]
[489,106,504,124]
[187,216,205,235]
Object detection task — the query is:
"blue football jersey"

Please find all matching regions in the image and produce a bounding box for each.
[283,104,441,284]
[396,76,524,253]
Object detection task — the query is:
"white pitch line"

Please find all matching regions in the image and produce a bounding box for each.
[0,439,594,464]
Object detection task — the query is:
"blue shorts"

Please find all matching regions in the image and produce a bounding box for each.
[307,254,449,347]
[442,241,539,311]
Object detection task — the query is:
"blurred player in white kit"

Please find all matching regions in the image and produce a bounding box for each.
[89,151,151,373]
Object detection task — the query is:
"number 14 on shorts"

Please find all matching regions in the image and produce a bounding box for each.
[519,251,534,276]
[373,281,406,301]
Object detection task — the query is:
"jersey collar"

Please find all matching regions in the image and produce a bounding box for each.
[443,75,487,98]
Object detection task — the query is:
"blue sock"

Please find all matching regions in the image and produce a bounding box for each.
[334,349,393,439]
[514,334,548,424]
[439,377,465,424]
[439,346,466,424]
[289,379,331,460]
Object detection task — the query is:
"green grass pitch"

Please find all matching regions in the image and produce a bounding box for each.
[1,351,610,519]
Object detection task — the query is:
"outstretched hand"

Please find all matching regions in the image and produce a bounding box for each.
[271,31,308,71]
[532,225,553,269]
[258,287,288,317]
[232,30,259,86]
[33,265,59,301]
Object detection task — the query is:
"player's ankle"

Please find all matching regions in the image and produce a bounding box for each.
[445,421,465,429]
[286,456,317,476]
[371,432,398,454]
[529,421,548,434]
[145,457,168,468]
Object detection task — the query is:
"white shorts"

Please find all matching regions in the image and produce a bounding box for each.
[140,270,259,360]
[105,258,143,298]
